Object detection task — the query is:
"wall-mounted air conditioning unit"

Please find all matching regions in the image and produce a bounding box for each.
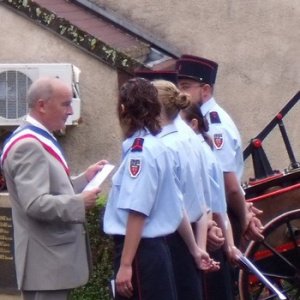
[0,63,81,126]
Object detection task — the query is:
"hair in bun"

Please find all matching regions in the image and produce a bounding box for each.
[153,80,190,121]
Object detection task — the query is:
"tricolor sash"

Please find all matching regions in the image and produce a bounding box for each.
[1,125,70,176]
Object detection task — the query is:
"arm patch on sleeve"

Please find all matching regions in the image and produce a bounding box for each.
[210,111,221,124]
[213,133,224,149]
[129,158,142,177]
[131,138,144,152]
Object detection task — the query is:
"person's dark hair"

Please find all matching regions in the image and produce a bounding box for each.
[182,103,213,149]
[118,78,161,138]
[153,80,190,121]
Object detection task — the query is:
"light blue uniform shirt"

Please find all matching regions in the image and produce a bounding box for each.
[104,129,184,238]
[174,115,212,212]
[197,134,227,214]
[201,97,244,182]
[158,123,206,222]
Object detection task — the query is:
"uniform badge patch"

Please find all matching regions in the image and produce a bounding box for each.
[131,138,144,152]
[129,159,141,177]
[213,133,223,149]
[209,111,221,124]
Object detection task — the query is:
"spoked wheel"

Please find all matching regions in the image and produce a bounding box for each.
[239,209,300,300]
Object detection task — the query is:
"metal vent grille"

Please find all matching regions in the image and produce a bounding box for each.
[0,70,32,119]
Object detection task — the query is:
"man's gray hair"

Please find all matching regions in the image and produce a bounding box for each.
[26,77,56,108]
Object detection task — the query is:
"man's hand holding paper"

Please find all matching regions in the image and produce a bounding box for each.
[84,163,115,191]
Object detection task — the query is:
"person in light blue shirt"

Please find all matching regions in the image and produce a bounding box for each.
[174,114,213,212]
[104,78,209,300]
[176,54,263,245]
[181,103,241,256]
[181,103,227,215]
[154,79,219,300]
[177,55,263,300]
[181,102,243,300]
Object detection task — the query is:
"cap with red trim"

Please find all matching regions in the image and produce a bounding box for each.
[176,55,218,85]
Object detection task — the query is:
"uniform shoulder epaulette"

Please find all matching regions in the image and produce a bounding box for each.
[131,138,144,152]
[209,111,221,124]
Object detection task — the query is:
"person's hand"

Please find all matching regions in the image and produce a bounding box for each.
[82,187,101,209]
[207,222,225,252]
[242,202,263,234]
[192,246,210,270]
[246,202,263,218]
[85,160,109,182]
[192,246,220,272]
[243,203,253,233]
[116,264,133,298]
[243,202,264,241]
[204,259,221,272]
[249,204,263,216]
[243,216,264,241]
[226,245,242,265]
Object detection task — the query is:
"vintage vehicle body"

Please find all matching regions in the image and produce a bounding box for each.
[239,91,300,300]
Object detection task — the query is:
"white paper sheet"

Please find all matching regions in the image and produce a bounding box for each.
[83,163,115,191]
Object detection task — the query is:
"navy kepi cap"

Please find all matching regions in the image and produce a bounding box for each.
[134,70,177,85]
[176,55,218,85]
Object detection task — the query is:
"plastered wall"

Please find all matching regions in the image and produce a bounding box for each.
[91,0,300,181]
[0,5,122,193]
[1,1,300,181]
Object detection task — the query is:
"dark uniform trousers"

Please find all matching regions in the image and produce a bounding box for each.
[204,248,235,300]
[113,235,177,300]
[166,231,204,300]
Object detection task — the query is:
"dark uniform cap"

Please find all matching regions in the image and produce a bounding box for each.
[176,55,218,85]
[134,70,177,85]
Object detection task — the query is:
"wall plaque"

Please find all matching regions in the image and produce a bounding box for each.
[0,207,18,293]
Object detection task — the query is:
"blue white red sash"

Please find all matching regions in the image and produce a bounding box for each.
[1,125,70,176]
